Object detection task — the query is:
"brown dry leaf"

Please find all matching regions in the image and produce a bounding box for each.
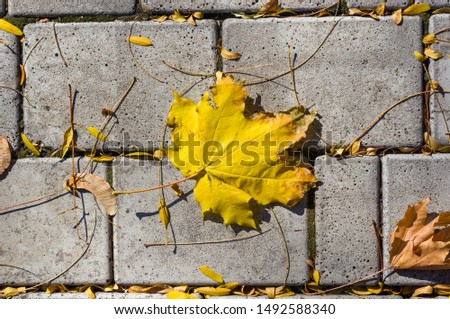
[317,10,332,17]
[257,0,279,15]
[392,9,403,25]
[19,64,25,85]
[375,2,386,16]
[199,265,224,284]
[429,81,439,91]
[413,50,427,62]
[403,3,430,15]
[101,108,113,117]
[220,47,242,60]
[424,47,442,60]
[66,173,117,216]
[350,140,361,155]
[390,198,450,270]
[187,15,196,26]
[432,7,450,14]
[434,284,450,295]
[412,285,433,297]
[171,183,184,197]
[0,135,11,175]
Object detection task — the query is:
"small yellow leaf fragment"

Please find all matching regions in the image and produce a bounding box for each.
[187,15,196,26]
[219,282,240,290]
[19,64,25,86]
[101,108,113,116]
[87,126,108,141]
[221,47,242,60]
[412,285,433,297]
[195,287,231,296]
[85,153,117,162]
[158,199,170,230]
[199,265,224,284]
[153,15,168,22]
[0,19,23,36]
[166,291,199,299]
[84,287,96,299]
[392,9,403,25]
[434,284,450,295]
[66,173,117,216]
[171,10,187,22]
[0,135,11,175]
[127,36,152,46]
[171,183,184,197]
[432,7,450,14]
[21,133,40,156]
[423,33,437,45]
[153,149,166,159]
[312,269,320,285]
[257,0,279,15]
[60,127,74,158]
[424,47,442,60]
[350,140,361,155]
[348,8,364,16]
[403,3,430,15]
[375,2,386,16]
[193,11,204,19]
[367,282,384,295]
[124,151,154,158]
[414,50,428,62]
[430,81,439,91]
[1,287,26,298]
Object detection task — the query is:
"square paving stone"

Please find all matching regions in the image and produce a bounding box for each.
[22,21,217,151]
[112,158,310,286]
[222,17,423,149]
[0,158,111,285]
[429,14,450,145]
[140,0,336,13]
[347,0,409,9]
[0,31,20,150]
[315,156,381,286]
[8,0,135,17]
[382,154,450,285]
[421,1,450,9]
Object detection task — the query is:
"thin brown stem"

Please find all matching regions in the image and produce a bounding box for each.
[269,207,290,287]
[0,85,35,106]
[163,60,215,77]
[23,37,43,66]
[0,189,65,213]
[52,22,68,67]
[112,173,199,195]
[288,45,303,109]
[372,220,383,271]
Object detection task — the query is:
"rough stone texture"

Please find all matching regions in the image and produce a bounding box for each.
[8,0,135,17]
[0,0,5,17]
[421,1,450,9]
[315,156,380,286]
[140,0,336,13]
[22,21,217,150]
[382,154,450,285]
[112,158,310,286]
[222,17,423,149]
[347,0,409,9]
[14,292,165,299]
[429,15,450,145]
[211,294,402,299]
[0,31,20,150]
[0,158,111,285]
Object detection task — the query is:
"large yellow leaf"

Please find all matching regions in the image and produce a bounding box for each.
[21,133,40,156]
[0,136,11,175]
[87,126,108,142]
[390,198,450,270]
[0,19,23,36]
[167,75,316,228]
[403,3,430,15]
[60,127,74,158]
[199,265,224,284]
[65,173,117,216]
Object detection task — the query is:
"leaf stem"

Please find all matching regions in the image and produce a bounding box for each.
[0,189,65,213]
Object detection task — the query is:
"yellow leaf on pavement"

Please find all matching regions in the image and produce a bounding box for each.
[414,50,427,62]
[432,7,450,14]
[392,9,403,25]
[0,19,23,36]
[127,36,152,46]
[21,133,40,156]
[60,127,74,158]
[66,173,117,216]
[424,47,442,60]
[403,3,430,15]
[195,287,231,296]
[158,199,170,230]
[375,2,386,16]
[87,126,108,141]
[171,183,184,197]
[199,265,224,284]
[412,285,433,297]
[171,10,187,22]
[423,34,437,45]
[220,47,242,60]
[1,287,26,298]
[166,291,199,299]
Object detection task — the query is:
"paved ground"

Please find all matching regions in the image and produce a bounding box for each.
[2,1,450,298]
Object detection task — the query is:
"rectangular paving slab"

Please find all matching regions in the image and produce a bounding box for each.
[0,158,111,285]
[22,21,217,151]
[347,0,409,9]
[314,156,381,286]
[382,154,450,285]
[428,14,450,145]
[112,158,310,286]
[0,31,20,150]
[8,0,135,17]
[140,0,337,13]
[0,1,5,17]
[421,1,450,9]
[222,17,423,149]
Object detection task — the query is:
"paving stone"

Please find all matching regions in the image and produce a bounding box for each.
[8,0,135,17]
[22,21,217,151]
[14,292,165,299]
[382,154,450,285]
[210,294,402,299]
[315,156,380,286]
[112,158,310,286]
[222,17,423,149]
[0,0,5,17]
[421,1,450,9]
[347,0,409,9]
[0,31,20,150]
[429,15,450,145]
[140,0,336,13]
[0,158,111,285]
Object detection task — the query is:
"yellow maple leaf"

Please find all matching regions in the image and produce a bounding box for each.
[167,75,316,228]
